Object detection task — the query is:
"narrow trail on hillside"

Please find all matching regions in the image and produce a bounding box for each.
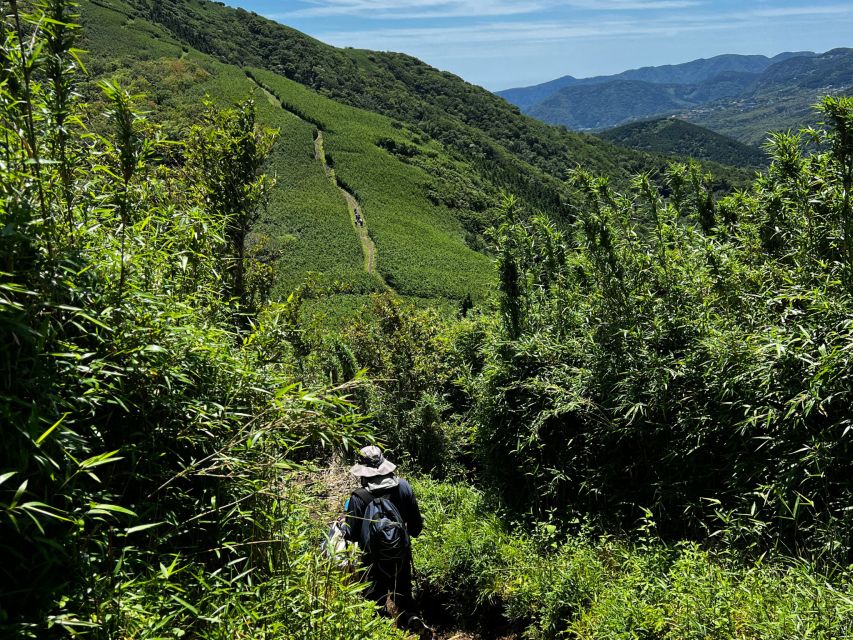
[300,463,518,640]
[313,131,383,281]
[251,75,388,289]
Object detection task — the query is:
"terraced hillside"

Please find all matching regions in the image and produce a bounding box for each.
[80,0,498,303]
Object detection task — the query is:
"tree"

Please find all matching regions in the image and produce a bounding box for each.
[186,99,277,308]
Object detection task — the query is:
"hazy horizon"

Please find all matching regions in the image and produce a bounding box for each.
[226,1,852,91]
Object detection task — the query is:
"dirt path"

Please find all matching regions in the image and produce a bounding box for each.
[254,77,387,288]
[299,462,516,640]
[312,131,382,279]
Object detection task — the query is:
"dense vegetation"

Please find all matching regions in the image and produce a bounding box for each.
[414,480,853,639]
[472,108,853,557]
[599,118,769,168]
[0,4,402,637]
[332,99,853,637]
[343,98,853,562]
[6,0,853,638]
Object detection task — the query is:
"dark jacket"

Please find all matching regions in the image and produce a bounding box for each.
[343,478,423,548]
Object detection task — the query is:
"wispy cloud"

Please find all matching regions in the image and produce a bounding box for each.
[278,0,700,20]
[311,3,853,51]
[315,17,732,51]
[565,0,701,9]
[751,3,853,17]
[281,0,548,19]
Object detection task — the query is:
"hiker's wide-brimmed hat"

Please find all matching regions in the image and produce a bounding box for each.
[349,445,396,478]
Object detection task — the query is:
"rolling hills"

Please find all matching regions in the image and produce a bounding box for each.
[79,0,750,309]
[500,50,852,144]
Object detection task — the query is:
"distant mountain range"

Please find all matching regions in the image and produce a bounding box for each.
[498,50,853,145]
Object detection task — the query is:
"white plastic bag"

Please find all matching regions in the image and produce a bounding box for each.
[322,520,358,570]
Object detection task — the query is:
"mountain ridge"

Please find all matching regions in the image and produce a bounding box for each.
[498,49,852,142]
[498,51,814,104]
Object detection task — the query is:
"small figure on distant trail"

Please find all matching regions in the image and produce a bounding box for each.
[354,208,364,227]
[343,445,432,639]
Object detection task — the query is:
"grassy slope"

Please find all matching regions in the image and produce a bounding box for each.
[248,67,493,300]
[79,0,750,307]
[598,118,769,168]
[80,0,493,303]
[123,0,685,193]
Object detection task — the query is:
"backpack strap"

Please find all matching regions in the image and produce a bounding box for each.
[353,487,373,504]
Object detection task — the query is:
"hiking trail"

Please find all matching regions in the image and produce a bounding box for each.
[297,462,518,640]
[313,131,382,280]
[252,76,388,289]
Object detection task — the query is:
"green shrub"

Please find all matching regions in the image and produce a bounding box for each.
[469,102,853,560]
[412,479,853,640]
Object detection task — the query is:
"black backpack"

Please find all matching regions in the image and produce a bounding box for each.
[354,487,410,577]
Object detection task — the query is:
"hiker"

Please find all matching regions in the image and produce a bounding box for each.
[343,445,431,638]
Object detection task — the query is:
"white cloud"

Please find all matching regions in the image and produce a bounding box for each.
[751,3,853,17]
[276,0,700,20]
[308,3,852,51]
[315,18,729,51]
[279,0,548,19]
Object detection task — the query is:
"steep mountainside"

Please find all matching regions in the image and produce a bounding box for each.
[81,0,495,303]
[500,50,850,141]
[80,0,750,307]
[598,118,769,168]
[125,0,664,198]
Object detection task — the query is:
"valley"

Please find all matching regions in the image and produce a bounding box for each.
[500,49,853,146]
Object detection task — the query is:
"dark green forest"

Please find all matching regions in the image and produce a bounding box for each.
[4,1,853,638]
[598,118,769,168]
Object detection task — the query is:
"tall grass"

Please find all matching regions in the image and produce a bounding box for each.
[413,479,853,639]
[0,3,401,636]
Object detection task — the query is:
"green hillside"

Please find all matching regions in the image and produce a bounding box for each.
[79,0,751,307]
[81,0,498,303]
[130,0,651,187]
[598,118,769,168]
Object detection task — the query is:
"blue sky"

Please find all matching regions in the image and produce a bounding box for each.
[233,1,853,90]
